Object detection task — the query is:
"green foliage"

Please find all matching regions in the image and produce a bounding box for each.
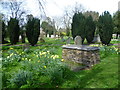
[2,38,119,88]
[71,13,86,43]
[98,11,113,45]
[26,17,40,46]
[113,11,120,35]
[85,16,96,43]
[100,46,119,59]
[9,70,32,88]
[41,21,55,37]
[8,18,20,44]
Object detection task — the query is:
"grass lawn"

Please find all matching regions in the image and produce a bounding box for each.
[1,37,119,88]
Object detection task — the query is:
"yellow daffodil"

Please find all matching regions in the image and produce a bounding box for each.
[61,59,64,62]
[44,66,47,68]
[38,60,40,62]
[10,53,14,57]
[36,55,38,57]
[29,59,31,61]
[10,48,13,50]
[22,58,24,60]
[7,56,10,59]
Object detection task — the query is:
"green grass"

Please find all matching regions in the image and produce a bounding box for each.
[1,37,119,88]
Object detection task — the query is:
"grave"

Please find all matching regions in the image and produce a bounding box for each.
[62,36,100,71]
[74,36,82,45]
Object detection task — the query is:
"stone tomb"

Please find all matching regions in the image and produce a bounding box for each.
[62,45,100,70]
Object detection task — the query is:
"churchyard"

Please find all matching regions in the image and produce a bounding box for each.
[1,36,119,88]
[1,0,120,89]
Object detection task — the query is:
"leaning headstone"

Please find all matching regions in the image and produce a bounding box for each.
[66,37,72,45]
[74,36,82,45]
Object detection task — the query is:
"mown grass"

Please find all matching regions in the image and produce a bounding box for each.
[1,37,119,88]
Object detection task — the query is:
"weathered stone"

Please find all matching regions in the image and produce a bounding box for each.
[62,45,100,68]
[74,36,82,45]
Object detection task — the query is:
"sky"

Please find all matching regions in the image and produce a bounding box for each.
[25,0,120,18]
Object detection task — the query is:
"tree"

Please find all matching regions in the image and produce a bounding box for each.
[113,11,120,39]
[26,17,40,46]
[98,11,113,45]
[85,16,96,43]
[63,10,71,36]
[1,0,26,20]
[71,12,86,43]
[83,11,99,21]
[8,18,20,44]
[41,20,56,37]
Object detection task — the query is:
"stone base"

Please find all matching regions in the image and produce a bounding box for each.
[62,45,100,68]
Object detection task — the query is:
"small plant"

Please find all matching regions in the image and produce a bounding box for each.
[9,70,32,88]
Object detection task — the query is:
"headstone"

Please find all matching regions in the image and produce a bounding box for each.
[51,35,54,38]
[66,37,72,45]
[74,36,82,45]
[92,34,100,43]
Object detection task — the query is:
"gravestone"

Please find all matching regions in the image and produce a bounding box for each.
[66,37,72,45]
[92,34,101,43]
[74,36,82,45]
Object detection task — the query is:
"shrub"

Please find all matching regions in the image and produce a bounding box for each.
[26,17,40,46]
[98,11,113,45]
[85,16,96,43]
[71,13,86,43]
[8,18,20,44]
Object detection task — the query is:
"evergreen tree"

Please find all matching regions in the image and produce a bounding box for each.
[98,11,113,45]
[71,13,86,43]
[8,18,20,44]
[85,15,96,43]
[26,17,40,46]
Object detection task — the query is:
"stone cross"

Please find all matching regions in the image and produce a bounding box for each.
[74,36,82,45]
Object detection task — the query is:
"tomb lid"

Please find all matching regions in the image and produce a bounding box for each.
[62,45,100,51]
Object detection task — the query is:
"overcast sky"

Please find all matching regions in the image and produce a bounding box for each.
[25,0,120,18]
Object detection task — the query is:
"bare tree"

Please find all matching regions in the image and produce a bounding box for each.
[1,0,26,19]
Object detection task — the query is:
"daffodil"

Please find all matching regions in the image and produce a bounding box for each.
[10,53,14,57]
[44,66,47,68]
[7,56,10,59]
[22,58,24,60]
[29,59,31,61]
[36,55,39,57]
[61,59,64,62]
[38,60,40,62]
[10,48,13,50]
